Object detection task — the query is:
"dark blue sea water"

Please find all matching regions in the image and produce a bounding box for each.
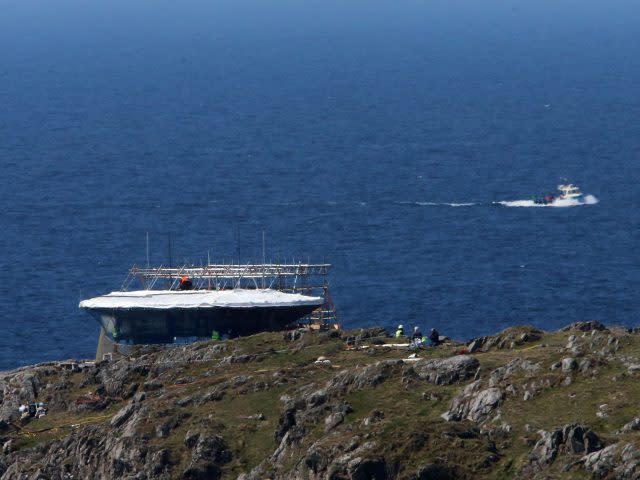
[1,0,639,370]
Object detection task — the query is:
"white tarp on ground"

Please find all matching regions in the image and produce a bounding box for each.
[79,289,324,310]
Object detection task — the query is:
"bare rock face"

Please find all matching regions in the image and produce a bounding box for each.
[110,402,136,427]
[412,355,480,386]
[488,358,541,387]
[442,381,503,423]
[294,440,388,480]
[581,443,640,479]
[617,417,640,434]
[525,424,603,474]
[328,360,403,393]
[0,425,177,479]
[581,442,640,479]
[467,327,542,353]
[182,432,231,480]
[561,357,578,373]
[2,323,637,480]
[561,321,607,332]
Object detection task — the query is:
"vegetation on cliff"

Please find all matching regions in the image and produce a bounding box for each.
[1,322,640,479]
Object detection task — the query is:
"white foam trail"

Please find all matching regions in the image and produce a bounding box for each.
[404,201,475,207]
[498,195,599,208]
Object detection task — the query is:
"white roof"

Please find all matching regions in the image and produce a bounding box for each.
[79,289,324,310]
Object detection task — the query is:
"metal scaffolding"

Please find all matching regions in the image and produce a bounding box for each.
[119,262,338,328]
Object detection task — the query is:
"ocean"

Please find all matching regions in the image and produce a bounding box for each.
[1,0,639,370]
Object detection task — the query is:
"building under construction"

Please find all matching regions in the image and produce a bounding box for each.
[81,262,339,358]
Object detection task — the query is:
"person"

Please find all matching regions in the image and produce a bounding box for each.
[178,276,193,290]
[395,324,405,338]
[412,326,423,346]
[429,328,441,347]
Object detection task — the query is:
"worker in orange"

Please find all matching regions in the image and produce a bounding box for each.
[178,276,193,290]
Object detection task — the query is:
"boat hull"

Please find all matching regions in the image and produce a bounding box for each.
[84,304,320,344]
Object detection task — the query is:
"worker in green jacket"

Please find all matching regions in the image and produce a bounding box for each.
[395,324,404,338]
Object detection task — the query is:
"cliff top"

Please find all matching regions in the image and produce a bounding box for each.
[1,322,640,479]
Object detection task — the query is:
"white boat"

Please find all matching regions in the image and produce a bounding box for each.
[534,184,583,205]
[557,184,583,200]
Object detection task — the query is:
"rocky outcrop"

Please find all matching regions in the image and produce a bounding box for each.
[182,432,231,479]
[412,355,479,385]
[328,360,403,392]
[442,381,503,423]
[525,424,603,474]
[3,323,640,479]
[617,418,640,434]
[582,442,640,479]
[561,321,607,332]
[467,326,542,353]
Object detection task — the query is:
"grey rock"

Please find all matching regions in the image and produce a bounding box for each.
[307,389,328,407]
[110,403,136,428]
[182,433,231,480]
[220,354,255,365]
[526,424,603,473]
[562,321,607,332]
[2,439,13,454]
[579,358,595,374]
[198,387,225,404]
[442,382,503,423]
[329,360,402,392]
[133,391,146,403]
[155,413,188,438]
[467,337,487,353]
[617,417,640,434]
[324,412,344,432]
[184,430,201,449]
[582,443,620,478]
[529,429,563,466]
[561,358,577,373]
[362,410,385,426]
[412,355,480,385]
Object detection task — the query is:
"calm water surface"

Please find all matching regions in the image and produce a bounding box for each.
[1,0,639,369]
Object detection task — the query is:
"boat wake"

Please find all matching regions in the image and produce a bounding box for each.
[397,201,476,207]
[497,194,599,208]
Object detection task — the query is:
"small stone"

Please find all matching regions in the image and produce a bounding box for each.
[563,376,572,386]
[523,391,533,401]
